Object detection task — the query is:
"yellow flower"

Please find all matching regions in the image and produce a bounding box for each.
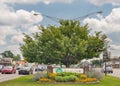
[48,73,57,78]
[80,74,87,79]
[40,77,52,82]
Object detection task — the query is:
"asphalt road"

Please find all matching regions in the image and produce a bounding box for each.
[93,68,120,78]
[0,71,23,83]
[0,74,21,83]
[108,69,120,78]
[0,69,36,83]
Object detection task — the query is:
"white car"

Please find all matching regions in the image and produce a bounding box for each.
[102,65,113,73]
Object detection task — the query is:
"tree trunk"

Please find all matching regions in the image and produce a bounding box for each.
[65,56,70,68]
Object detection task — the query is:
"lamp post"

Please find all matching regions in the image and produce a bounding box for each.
[33,11,102,22]
[103,50,108,76]
[103,39,110,76]
[119,57,120,68]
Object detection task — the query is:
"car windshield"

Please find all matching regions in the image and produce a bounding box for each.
[0,65,3,68]
[3,66,12,69]
[20,66,30,70]
[106,65,111,67]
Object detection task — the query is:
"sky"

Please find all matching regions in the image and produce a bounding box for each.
[0,0,120,58]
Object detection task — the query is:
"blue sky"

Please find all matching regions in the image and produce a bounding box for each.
[0,0,120,58]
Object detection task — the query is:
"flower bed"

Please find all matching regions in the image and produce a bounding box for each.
[34,71,100,84]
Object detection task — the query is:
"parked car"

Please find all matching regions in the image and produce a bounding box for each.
[35,64,47,72]
[16,65,22,70]
[18,66,33,75]
[102,65,113,73]
[1,66,16,74]
[0,65,4,72]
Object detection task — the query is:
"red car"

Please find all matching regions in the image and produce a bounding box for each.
[1,66,16,74]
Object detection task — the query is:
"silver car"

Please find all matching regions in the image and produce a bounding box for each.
[18,66,33,75]
[102,65,113,73]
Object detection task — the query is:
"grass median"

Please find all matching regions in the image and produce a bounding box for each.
[0,75,120,86]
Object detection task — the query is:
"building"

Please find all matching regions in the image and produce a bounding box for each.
[110,56,120,68]
[0,58,13,66]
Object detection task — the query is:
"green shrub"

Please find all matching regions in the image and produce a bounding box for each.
[63,76,70,82]
[57,72,80,77]
[54,75,78,82]
[54,76,63,82]
[68,75,78,82]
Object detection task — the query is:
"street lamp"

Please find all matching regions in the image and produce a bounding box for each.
[33,11,102,23]
[103,39,110,76]
[103,50,108,76]
[119,57,120,68]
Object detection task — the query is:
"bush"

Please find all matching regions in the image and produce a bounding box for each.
[57,72,79,77]
[86,69,103,80]
[54,75,78,82]
[34,72,48,81]
[54,76,63,82]
[68,75,78,82]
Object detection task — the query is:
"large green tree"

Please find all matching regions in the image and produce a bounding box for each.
[20,20,107,67]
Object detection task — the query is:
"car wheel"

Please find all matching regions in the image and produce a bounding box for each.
[18,72,21,75]
[29,71,32,75]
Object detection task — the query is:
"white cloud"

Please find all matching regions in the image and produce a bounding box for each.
[83,8,120,33]
[110,44,120,50]
[89,0,120,6]
[0,40,6,45]
[7,45,21,55]
[0,9,43,26]
[11,34,24,44]
[110,44,120,56]
[0,26,17,45]
[83,8,120,56]
[0,1,43,46]
[1,0,74,5]
[28,26,40,33]
[0,1,44,56]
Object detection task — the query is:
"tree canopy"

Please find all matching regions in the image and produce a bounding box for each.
[1,50,21,61]
[20,20,107,67]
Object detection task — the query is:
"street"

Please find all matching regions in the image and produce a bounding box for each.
[0,72,22,83]
[94,68,120,78]
[108,69,120,78]
[0,69,36,83]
